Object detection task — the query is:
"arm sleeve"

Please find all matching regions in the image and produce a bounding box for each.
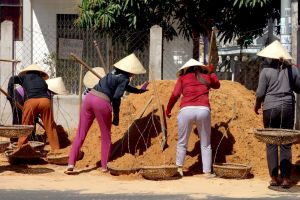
[7,76,23,97]
[112,79,129,116]
[125,84,141,94]
[209,73,221,89]
[166,79,182,113]
[255,69,267,107]
[291,67,300,93]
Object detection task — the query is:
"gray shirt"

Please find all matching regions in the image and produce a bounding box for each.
[256,65,300,110]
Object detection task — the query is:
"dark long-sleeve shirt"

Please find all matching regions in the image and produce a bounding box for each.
[256,64,300,110]
[8,72,49,101]
[94,69,141,116]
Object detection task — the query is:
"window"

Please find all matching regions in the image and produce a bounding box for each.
[0,0,23,40]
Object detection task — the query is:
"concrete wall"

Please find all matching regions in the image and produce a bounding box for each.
[52,95,80,130]
[31,0,79,71]
[0,21,14,126]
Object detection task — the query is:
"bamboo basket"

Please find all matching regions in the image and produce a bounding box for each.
[0,141,10,153]
[254,128,300,145]
[107,163,140,176]
[140,165,178,180]
[47,152,69,165]
[0,125,34,138]
[9,141,45,151]
[5,144,42,161]
[213,163,251,179]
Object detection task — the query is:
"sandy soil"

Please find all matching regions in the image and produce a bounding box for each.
[1,80,300,197]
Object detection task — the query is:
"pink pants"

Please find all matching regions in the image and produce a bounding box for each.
[68,92,112,170]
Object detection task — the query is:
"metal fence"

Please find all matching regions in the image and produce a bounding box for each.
[13,16,259,95]
[14,15,150,95]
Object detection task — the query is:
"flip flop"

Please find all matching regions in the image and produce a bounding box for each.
[281,182,291,189]
[269,180,279,187]
[64,167,75,175]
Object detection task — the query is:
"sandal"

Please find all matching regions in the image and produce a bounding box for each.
[269,177,279,187]
[64,165,74,175]
[281,178,291,189]
[269,180,279,187]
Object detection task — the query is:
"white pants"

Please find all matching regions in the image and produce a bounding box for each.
[176,106,212,173]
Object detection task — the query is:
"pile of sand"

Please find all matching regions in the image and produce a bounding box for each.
[70,80,300,179]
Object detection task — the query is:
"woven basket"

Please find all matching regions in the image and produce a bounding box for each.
[140,165,178,180]
[254,128,300,145]
[9,141,45,151]
[213,163,251,179]
[0,125,34,138]
[47,152,69,165]
[0,141,10,153]
[5,145,42,161]
[107,163,140,176]
[28,141,45,151]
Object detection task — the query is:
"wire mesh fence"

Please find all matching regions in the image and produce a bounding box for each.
[13,18,259,96]
[14,16,150,94]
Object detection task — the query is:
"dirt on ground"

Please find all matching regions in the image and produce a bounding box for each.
[1,80,300,183]
[66,80,300,181]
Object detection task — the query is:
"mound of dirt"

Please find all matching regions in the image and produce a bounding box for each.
[70,80,300,180]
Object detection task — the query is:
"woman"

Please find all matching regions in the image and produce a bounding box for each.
[165,58,220,177]
[255,41,300,188]
[65,54,147,174]
[8,64,60,152]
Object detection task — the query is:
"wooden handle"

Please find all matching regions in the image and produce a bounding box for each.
[93,40,107,74]
[70,53,102,79]
[208,28,215,65]
[0,58,20,63]
[0,87,23,110]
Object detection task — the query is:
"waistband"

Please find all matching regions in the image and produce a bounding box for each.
[90,89,110,102]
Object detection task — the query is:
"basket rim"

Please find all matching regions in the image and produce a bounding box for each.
[0,141,10,144]
[255,128,300,134]
[0,125,34,129]
[47,153,69,160]
[107,163,140,171]
[5,149,41,159]
[141,165,177,170]
[213,162,252,170]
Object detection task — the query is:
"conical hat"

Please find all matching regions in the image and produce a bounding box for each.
[257,40,292,60]
[114,53,146,74]
[18,64,49,80]
[176,58,205,77]
[83,67,106,88]
[46,77,68,95]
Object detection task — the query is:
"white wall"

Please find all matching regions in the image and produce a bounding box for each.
[31,0,79,73]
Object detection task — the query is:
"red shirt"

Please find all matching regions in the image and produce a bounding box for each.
[166,72,220,113]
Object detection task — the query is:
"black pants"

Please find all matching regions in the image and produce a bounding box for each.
[263,105,294,178]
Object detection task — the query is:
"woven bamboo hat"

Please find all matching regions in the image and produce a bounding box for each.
[257,40,292,60]
[83,67,106,88]
[46,77,68,95]
[18,64,49,80]
[114,53,146,74]
[176,58,205,77]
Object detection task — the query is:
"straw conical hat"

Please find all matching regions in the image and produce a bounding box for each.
[83,67,106,88]
[18,64,49,80]
[114,53,146,74]
[176,58,205,77]
[257,40,292,60]
[46,77,68,95]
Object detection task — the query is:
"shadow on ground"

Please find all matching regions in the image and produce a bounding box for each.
[0,189,300,200]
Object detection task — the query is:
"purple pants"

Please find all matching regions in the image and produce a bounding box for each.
[68,92,112,170]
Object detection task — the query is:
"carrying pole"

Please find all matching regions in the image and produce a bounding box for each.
[70,53,102,79]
